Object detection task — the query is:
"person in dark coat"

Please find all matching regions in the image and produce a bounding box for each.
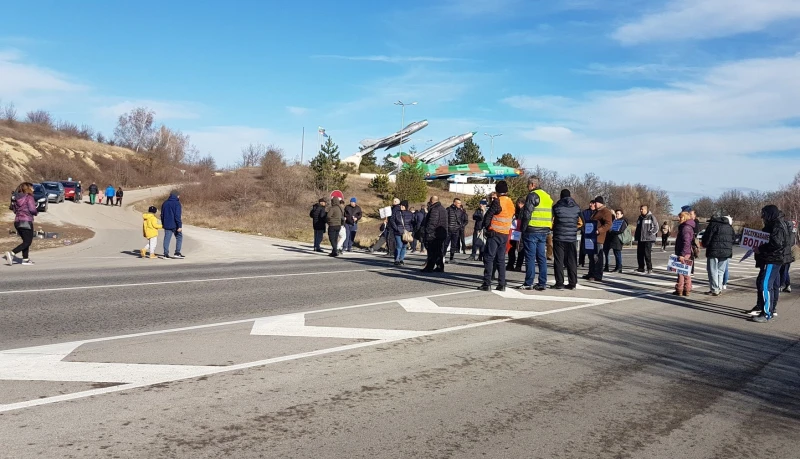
[88,182,99,205]
[160,190,185,259]
[579,201,595,267]
[390,200,414,265]
[343,198,362,252]
[115,187,124,206]
[605,209,628,273]
[701,214,735,296]
[750,205,789,322]
[326,197,344,257]
[387,198,400,259]
[468,200,487,261]
[635,205,659,273]
[309,198,327,252]
[587,196,614,282]
[506,198,527,272]
[551,189,582,289]
[444,198,467,262]
[411,206,427,254]
[422,196,448,272]
[780,216,795,293]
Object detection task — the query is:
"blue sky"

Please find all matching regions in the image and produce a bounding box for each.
[2,0,800,206]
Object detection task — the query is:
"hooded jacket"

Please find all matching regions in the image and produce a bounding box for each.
[142,213,163,239]
[344,204,362,226]
[12,193,38,223]
[635,212,659,242]
[160,193,183,230]
[425,202,448,242]
[326,198,344,229]
[105,186,116,197]
[309,203,327,231]
[782,217,795,264]
[755,206,788,266]
[552,197,582,243]
[701,216,735,259]
[675,218,696,258]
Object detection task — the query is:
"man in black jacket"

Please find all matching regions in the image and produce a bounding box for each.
[750,205,788,322]
[88,182,99,205]
[387,198,400,259]
[343,198,362,252]
[411,207,427,254]
[309,198,327,252]
[422,196,448,272]
[444,198,467,262]
[468,200,487,261]
[701,214,735,296]
[551,189,582,290]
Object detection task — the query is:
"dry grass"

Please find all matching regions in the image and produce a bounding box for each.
[0,223,95,253]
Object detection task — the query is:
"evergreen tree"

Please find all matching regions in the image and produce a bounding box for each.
[309,137,348,193]
[393,161,428,203]
[449,139,484,165]
[496,153,521,168]
[381,154,396,173]
[358,147,379,173]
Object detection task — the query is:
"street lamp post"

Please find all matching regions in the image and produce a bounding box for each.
[394,100,417,155]
[484,133,502,160]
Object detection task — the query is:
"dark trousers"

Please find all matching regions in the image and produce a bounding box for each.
[588,243,605,280]
[460,230,466,254]
[328,227,340,256]
[579,237,586,266]
[13,223,34,259]
[603,244,612,270]
[613,249,622,271]
[553,240,577,287]
[483,232,508,286]
[372,236,387,252]
[105,196,113,205]
[637,241,653,270]
[756,264,781,317]
[387,229,396,257]
[780,263,791,287]
[115,197,122,206]
[445,231,461,258]
[506,240,525,271]
[344,224,357,251]
[661,235,669,250]
[313,229,325,250]
[425,237,445,270]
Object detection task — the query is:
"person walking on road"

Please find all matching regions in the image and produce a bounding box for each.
[604,209,628,273]
[5,182,38,266]
[88,182,99,205]
[105,185,116,206]
[673,212,696,296]
[635,205,659,274]
[701,213,735,296]
[160,191,185,259]
[422,196,448,273]
[551,189,582,290]
[445,198,467,263]
[391,200,414,266]
[386,198,400,259]
[343,197,362,252]
[467,200,487,261]
[579,201,595,267]
[748,206,789,322]
[115,187,124,206]
[479,181,515,291]
[141,205,162,259]
[326,197,344,258]
[309,198,327,252]
[660,221,671,251]
[587,197,613,282]
[519,176,553,291]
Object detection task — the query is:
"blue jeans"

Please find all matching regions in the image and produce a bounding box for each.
[523,232,548,287]
[706,257,729,294]
[313,229,325,250]
[394,235,407,262]
[613,249,622,271]
[723,264,729,286]
[344,224,357,251]
[781,263,791,287]
[163,229,183,256]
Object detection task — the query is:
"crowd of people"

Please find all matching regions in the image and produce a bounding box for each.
[85,182,124,206]
[308,175,797,323]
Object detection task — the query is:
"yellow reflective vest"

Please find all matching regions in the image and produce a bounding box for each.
[528,189,553,229]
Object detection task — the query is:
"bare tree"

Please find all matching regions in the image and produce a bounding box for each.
[56,120,81,137]
[95,132,106,144]
[240,143,267,168]
[26,110,54,128]
[113,107,155,153]
[79,124,95,140]
[2,102,17,124]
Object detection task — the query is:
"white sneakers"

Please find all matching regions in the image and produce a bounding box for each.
[4,252,12,266]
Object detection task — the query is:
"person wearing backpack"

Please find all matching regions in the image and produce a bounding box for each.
[605,209,628,273]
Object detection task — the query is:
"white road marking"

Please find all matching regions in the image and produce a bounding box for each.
[0,268,393,295]
[251,314,425,340]
[399,296,534,317]
[492,288,608,304]
[0,273,764,413]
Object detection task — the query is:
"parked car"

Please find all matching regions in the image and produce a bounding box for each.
[59,180,82,202]
[42,181,66,203]
[9,183,48,212]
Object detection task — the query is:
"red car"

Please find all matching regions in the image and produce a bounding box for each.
[60,181,83,202]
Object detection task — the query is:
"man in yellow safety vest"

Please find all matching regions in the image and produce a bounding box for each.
[479,181,516,291]
[518,176,554,291]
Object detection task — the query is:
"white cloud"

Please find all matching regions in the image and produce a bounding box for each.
[614,0,800,44]
[312,55,460,63]
[94,100,202,121]
[0,48,87,97]
[578,63,698,79]
[286,106,309,116]
[503,55,800,192]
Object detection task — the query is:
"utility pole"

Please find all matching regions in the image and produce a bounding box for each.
[484,133,502,160]
[394,101,417,172]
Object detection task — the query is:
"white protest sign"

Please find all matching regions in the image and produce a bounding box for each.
[740,228,769,250]
[379,206,393,219]
[667,255,692,276]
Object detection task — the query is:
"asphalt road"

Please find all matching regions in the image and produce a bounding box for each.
[1,197,799,458]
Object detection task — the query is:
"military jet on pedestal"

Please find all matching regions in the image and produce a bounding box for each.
[341,120,428,167]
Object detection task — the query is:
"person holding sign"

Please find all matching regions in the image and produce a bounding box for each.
[605,209,628,273]
[673,212,696,296]
[749,205,790,322]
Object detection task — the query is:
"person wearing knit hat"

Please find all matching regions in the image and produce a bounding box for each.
[518,176,553,291]
[343,197,362,252]
[479,180,516,291]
